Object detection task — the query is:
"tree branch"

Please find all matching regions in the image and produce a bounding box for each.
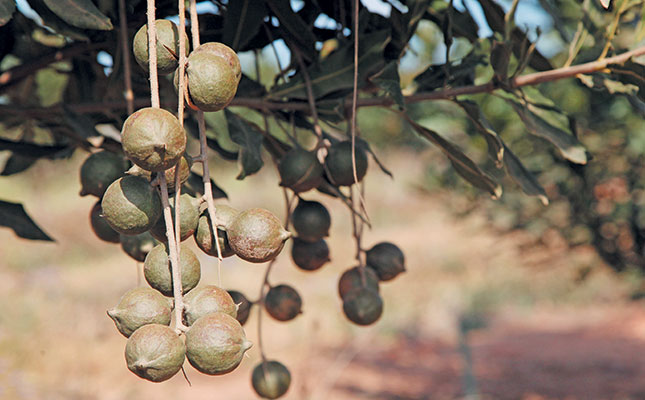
[1,45,643,116]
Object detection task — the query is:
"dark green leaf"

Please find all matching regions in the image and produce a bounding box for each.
[406,116,502,198]
[225,110,264,180]
[268,29,390,100]
[502,144,549,205]
[506,99,587,164]
[456,99,504,166]
[356,137,393,178]
[236,74,267,98]
[266,0,316,62]
[0,0,15,26]
[28,0,89,41]
[182,172,227,199]
[222,0,266,51]
[490,41,511,81]
[0,138,67,158]
[609,61,645,101]
[1,154,37,176]
[43,0,112,30]
[390,0,431,57]
[414,48,485,91]
[62,105,101,139]
[477,0,552,71]
[370,61,405,109]
[0,200,54,241]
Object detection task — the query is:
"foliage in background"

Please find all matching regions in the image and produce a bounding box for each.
[0,0,643,275]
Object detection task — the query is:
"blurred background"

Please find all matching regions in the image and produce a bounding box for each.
[1,0,645,399]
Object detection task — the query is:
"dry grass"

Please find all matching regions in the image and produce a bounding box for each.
[0,149,641,399]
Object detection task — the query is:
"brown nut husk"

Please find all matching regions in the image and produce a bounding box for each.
[183,285,237,326]
[278,149,324,193]
[291,237,330,271]
[132,20,189,75]
[185,312,252,375]
[251,360,292,399]
[291,199,331,242]
[264,284,302,322]
[325,141,368,186]
[107,287,172,337]
[227,290,251,326]
[101,175,162,235]
[120,231,157,262]
[125,324,185,382]
[338,266,380,300]
[342,287,383,326]
[121,107,186,172]
[228,208,291,263]
[184,51,238,112]
[143,243,201,296]
[149,194,200,242]
[366,242,406,281]
[90,201,120,243]
[80,151,128,197]
[193,211,235,258]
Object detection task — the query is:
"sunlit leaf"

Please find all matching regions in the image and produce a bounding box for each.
[0,200,54,241]
[225,110,264,180]
[43,0,113,30]
[502,144,549,205]
[506,99,587,165]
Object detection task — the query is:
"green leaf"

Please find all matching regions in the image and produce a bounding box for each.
[414,48,486,91]
[1,154,37,176]
[43,0,112,30]
[406,116,502,199]
[268,29,390,100]
[0,138,67,158]
[456,100,504,166]
[506,99,587,165]
[578,74,639,96]
[0,0,15,26]
[28,0,90,41]
[390,0,431,57]
[266,0,316,61]
[490,41,511,81]
[222,0,266,51]
[0,200,54,241]
[225,110,264,180]
[370,61,405,109]
[502,144,549,205]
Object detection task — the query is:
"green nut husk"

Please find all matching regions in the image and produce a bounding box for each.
[121,107,186,172]
[183,285,237,326]
[185,312,252,375]
[107,287,172,337]
[251,360,292,399]
[101,175,162,235]
[125,324,185,382]
[80,151,128,197]
[149,194,200,242]
[143,243,201,296]
[132,20,189,75]
[227,208,291,263]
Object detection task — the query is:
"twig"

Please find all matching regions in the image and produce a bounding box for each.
[189,0,224,284]
[146,0,160,108]
[118,0,134,115]
[257,189,294,362]
[159,173,188,333]
[4,44,644,116]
